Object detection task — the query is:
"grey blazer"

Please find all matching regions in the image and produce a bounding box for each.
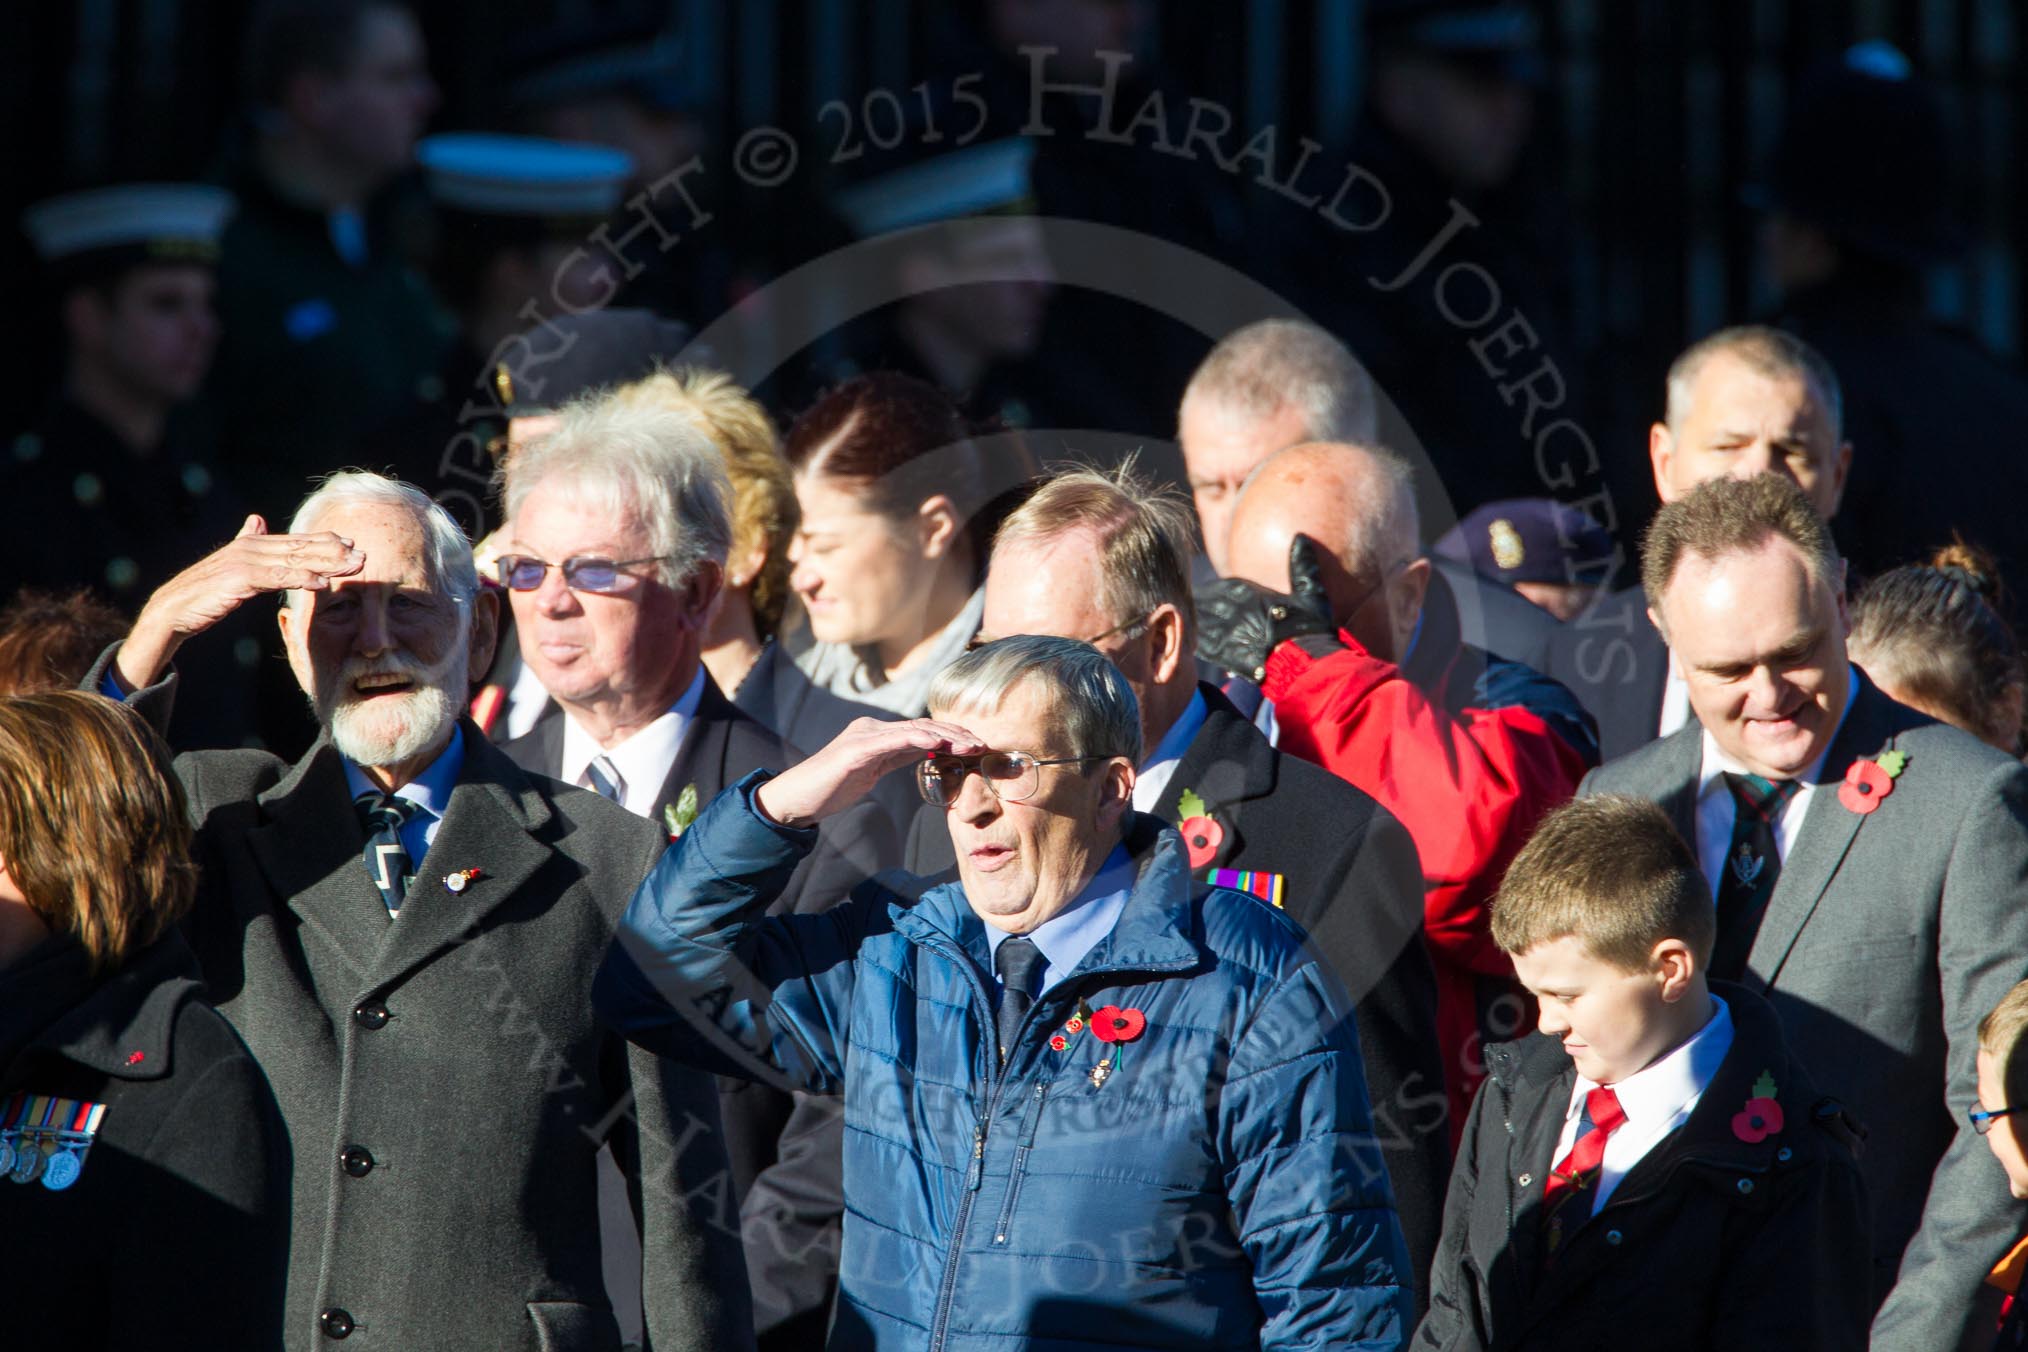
[100,650,753,1352]
[1582,673,2028,1352]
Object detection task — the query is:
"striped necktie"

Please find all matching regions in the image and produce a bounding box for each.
[356,793,422,916]
[1714,772,1803,980]
[1541,1085,1628,1260]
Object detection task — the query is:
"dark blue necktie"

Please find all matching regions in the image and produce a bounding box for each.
[356,793,422,916]
[994,936,1046,1064]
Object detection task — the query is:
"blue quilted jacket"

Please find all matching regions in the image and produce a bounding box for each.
[595,773,1412,1350]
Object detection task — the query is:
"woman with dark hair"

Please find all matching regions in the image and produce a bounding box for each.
[0,691,288,1351]
[1849,540,2026,755]
[783,372,1018,717]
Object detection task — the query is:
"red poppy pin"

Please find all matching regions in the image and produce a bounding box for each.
[1838,749,1907,816]
[1732,1070,1785,1143]
[1176,789,1224,869]
[1091,1006,1146,1043]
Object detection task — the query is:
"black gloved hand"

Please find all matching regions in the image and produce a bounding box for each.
[1195,534,1339,681]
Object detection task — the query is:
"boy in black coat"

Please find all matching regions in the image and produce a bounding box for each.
[1415,795,1871,1351]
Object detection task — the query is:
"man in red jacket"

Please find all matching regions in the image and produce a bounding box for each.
[1199,441,1597,1134]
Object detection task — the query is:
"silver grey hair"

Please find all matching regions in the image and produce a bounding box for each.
[928,635,1143,766]
[502,389,732,587]
[1181,318,1379,444]
[1664,324,1844,444]
[288,472,478,612]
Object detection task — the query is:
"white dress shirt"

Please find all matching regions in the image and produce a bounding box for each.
[1133,690,1210,812]
[1553,996,1734,1215]
[1692,696,1850,901]
[558,667,707,819]
[1659,660,1692,741]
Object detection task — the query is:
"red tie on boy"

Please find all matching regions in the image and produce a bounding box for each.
[1542,1086,1628,1257]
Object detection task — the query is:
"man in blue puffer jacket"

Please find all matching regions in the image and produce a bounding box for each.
[595,634,1412,1350]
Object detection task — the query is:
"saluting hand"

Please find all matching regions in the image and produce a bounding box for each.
[1194,533,1339,681]
[756,716,987,829]
[115,515,365,691]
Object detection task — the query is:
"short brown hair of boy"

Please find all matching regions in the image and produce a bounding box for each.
[990,457,1200,646]
[0,691,199,972]
[1639,473,1840,628]
[1492,795,1715,970]
[1979,981,2028,1108]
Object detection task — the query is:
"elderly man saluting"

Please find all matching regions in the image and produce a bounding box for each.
[596,635,1413,1350]
[92,474,748,1352]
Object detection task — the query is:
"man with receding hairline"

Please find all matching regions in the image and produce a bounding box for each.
[1550,324,1853,761]
[1582,472,2028,1351]
[1199,439,1597,1139]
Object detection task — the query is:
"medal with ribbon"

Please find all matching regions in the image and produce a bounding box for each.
[0,1092,108,1191]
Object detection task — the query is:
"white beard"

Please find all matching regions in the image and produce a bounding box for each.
[314,642,469,769]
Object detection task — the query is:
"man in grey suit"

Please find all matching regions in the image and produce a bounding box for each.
[1581,472,2028,1350]
[95,472,749,1351]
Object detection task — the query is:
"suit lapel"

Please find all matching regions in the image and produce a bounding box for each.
[371,728,557,989]
[1649,722,1703,849]
[246,740,391,988]
[1492,1045,1574,1318]
[652,678,737,829]
[1747,678,1896,991]
[1148,688,1275,873]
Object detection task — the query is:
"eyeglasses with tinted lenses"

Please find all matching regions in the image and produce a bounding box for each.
[1970,1104,2028,1135]
[496,555,671,593]
[916,751,1111,806]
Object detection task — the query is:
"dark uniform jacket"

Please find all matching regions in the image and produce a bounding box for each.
[1415,984,1872,1351]
[1,397,261,749]
[1544,584,1671,763]
[204,163,449,521]
[903,682,1451,1312]
[103,648,751,1352]
[0,930,289,1351]
[503,674,897,1348]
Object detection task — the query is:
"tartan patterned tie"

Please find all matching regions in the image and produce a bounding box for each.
[1713,772,1803,980]
[356,793,422,916]
[1542,1086,1627,1257]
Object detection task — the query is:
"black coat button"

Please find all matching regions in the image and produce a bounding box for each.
[353,1001,389,1030]
[319,1307,354,1339]
[340,1146,374,1178]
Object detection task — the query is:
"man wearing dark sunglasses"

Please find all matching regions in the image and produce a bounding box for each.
[597,634,1413,1348]
[493,387,895,1349]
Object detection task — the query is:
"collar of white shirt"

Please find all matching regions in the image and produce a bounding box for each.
[1693,694,1852,893]
[1132,689,1210,813]
[1560,994,1735,1214]
[558,666,707,819]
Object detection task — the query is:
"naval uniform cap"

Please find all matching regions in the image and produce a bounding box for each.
[417,133,635,219]
[22,183,235,277]
[832,138,1038,238]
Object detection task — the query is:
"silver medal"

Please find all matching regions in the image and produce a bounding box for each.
[0,1132,14,1176]
[41,1148,80,1191]
[11,1136,44,1185]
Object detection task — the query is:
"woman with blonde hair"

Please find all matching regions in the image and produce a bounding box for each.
[613,366,891,751]
[0,691,287,1349]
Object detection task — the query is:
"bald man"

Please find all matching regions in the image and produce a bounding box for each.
[1200,441,1598,1132]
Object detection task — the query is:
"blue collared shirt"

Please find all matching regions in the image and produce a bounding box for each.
[983,843,1137,998]
[342,725,466,867]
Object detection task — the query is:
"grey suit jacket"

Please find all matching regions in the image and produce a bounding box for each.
[1582,674,2028,1352]
[100,650,752,1352]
